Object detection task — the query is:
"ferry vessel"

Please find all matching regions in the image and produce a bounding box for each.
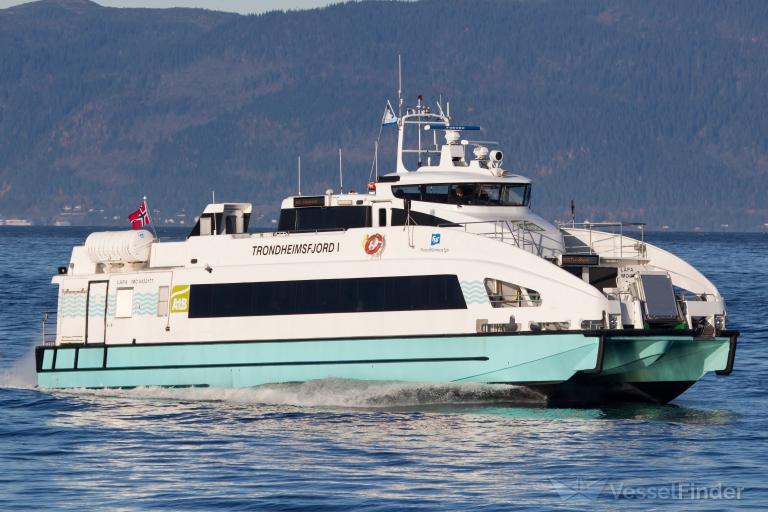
[35,97,737,404]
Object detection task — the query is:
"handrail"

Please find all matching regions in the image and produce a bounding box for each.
[41,311,57,345]
[559,221,646,259]
[488,293,542,308]
[261,228,348,237]
[437,219,563,258]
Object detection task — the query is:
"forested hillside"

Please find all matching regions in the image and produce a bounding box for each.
[1,0,767,229]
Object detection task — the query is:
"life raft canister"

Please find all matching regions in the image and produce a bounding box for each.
[363,233,384,255]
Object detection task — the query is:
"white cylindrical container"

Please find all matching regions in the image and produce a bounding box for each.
[85,230,155,263]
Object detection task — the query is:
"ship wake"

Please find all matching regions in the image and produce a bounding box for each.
[63,379,547,409]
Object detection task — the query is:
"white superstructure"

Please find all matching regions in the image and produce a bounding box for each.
[50,98,727,346]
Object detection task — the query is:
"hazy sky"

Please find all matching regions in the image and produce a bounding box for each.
[0,0,343,14]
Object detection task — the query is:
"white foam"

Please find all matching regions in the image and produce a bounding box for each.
[0,344,38,389]
[64,378,546,408]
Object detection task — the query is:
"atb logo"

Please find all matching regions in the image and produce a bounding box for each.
[170,285,190,313]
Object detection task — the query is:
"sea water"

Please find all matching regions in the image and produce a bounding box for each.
[0,227,765,510]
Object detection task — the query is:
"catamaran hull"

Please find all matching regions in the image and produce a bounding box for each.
[35,330,736,404]
[532,331,738,404]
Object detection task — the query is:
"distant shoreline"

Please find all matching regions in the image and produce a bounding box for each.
[0,225,765,235]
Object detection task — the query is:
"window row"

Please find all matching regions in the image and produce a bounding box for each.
[392,183,531,207]
[188,275,467,318]
[278,206,371,231]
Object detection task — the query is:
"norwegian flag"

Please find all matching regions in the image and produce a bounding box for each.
[128,199,151,230]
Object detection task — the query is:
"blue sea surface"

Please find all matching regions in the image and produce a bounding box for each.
[0,227,765,510]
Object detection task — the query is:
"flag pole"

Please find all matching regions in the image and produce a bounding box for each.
[144,195,160,241]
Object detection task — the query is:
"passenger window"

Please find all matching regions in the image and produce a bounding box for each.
[484,278,541,307]
[200,216,212,236]
[378,209,387,227]
[115,288,134,318]
[157,286,170,317]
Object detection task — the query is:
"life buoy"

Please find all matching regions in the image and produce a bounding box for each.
[364,233,384,255]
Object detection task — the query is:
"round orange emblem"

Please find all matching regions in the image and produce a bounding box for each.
[364,233,384,255]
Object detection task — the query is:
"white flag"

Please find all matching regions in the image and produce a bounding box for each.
[381,100,397,126]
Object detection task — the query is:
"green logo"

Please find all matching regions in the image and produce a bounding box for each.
[170,285,190,313]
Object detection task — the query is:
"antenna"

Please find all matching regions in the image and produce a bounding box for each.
[571,199,575,226]
[417,94,423,166]
[397,54,403,118]
[338,147,344,194]
[211,190,217,235]
[297,156,302,196]
[436,96,445,117]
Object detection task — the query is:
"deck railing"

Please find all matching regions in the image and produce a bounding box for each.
[558,222,647,260]
[437,220,564,258]
[41,311,57,345]
[488,293,543,308]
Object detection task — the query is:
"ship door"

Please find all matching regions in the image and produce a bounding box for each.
[375,203,390,227]
[58,279,89,344]
[85,280,108,344]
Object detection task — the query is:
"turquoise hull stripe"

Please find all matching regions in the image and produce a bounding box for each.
[600,335,732,382]
[37,334,600,389]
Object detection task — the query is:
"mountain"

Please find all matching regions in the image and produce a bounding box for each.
[0,0,766,230]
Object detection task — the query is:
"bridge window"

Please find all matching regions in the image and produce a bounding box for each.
[393,183,530,206]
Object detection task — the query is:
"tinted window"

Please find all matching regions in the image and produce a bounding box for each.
[448,184,478,204]
[188,275,467,318]
[476,184,501,205]
[392,185,422,200]
[390,209,456,226]
[500,184,530,206]
[423,184,450,203]
[278,206,371,231]
[391,183,531,207]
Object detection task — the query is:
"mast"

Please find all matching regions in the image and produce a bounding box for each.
[211,190,217,235]
[397,54,403,118]
[297,156,302,196]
